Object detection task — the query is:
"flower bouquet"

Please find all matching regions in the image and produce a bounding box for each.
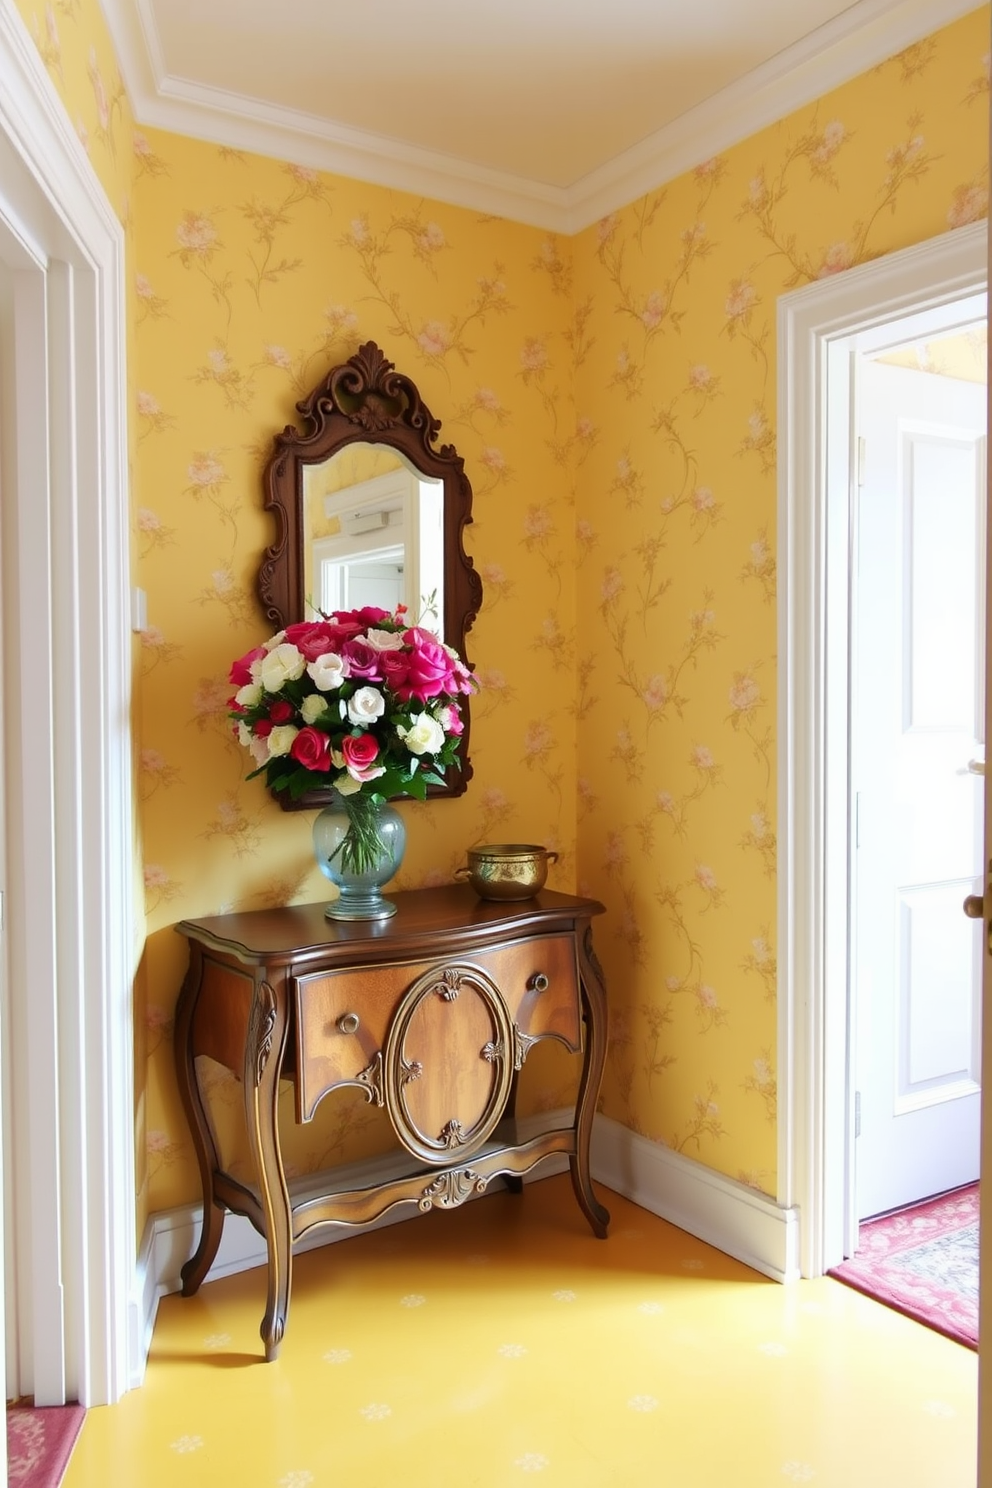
[229,605,476,884]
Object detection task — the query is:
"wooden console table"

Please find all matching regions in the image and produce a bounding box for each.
[174,885,610,1359]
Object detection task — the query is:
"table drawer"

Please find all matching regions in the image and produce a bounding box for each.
[474,934,581,1050]
[293,933,582,1123]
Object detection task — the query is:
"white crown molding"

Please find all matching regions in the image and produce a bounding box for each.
[99,0,984,233]
[566,0,987,232]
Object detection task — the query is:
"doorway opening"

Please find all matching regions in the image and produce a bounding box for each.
[849,309,985,1234]
[776,219,987,1281]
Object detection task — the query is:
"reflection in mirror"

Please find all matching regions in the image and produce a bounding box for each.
[303,450,445,628]
[258,340,482,808]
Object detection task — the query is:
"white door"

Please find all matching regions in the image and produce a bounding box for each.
[853,353,986,1220]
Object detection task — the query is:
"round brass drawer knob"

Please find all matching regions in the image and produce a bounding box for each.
[337,1012,361,1035]
[529,973,550,994]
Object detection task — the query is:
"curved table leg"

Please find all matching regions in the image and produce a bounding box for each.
[173,946,227,1293]
[572,924,610,1238]
[244,978,293,1362]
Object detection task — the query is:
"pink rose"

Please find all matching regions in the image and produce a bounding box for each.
[254,718,273,738]
[400,637,452,701]
[290,727,332,771]
[342,638,382,680]
[268,699,294,723]
[229,645,265,686]
[442,704,464,736]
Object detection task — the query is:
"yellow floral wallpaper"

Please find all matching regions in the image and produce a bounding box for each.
[132,134,584,1208]
[573,8,990,1191]
[11,0,990,1224]
[877,321,987,379]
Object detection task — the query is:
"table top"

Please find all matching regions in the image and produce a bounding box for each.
[176,884,605,969]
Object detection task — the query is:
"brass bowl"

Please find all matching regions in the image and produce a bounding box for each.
[456,843,559,901]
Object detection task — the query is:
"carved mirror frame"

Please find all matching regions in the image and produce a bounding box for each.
[257,341,482,808]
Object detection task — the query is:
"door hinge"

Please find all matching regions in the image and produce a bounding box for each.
[857,435,866,487]
[854,1090,861,1138]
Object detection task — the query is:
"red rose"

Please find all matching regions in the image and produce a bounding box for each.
[336,606,392,629]
[341,733,379,770]
[269,700,294,723]
[229,645,265,686]
[283,621,348,663]
[378,651,410,690]
[290,727,332,771]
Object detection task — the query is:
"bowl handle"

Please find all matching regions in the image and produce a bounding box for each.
[546,851,559,865]
[454,865,471,878]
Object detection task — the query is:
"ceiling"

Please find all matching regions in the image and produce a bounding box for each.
[99,0,980,231]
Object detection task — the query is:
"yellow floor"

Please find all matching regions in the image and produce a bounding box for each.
[65,1175,977,1488]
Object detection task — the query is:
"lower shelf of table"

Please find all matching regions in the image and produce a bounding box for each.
[212,1117,578,1246]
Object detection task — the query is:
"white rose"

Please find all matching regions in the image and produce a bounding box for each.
[397,711,445,755]
[235,681,263,708]
[334,772,362,796]
[307,651,349,692]
[248,735,270,768]
[262,629,286,651]
[300,693,328,724]
[365,627,405,651]
[267,724,299,757]
[259,643,306,692]
[347,687,386,725]
[237,721,254,747]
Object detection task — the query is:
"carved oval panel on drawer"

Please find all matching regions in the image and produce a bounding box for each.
[383,964,514,1165]
[475,935,582,1052]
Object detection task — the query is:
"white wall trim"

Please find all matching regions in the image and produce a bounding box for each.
[134,1110,799,1373]
[0,0,136,1407]
[591,1116,800,1283]
[97,0,983,232]
[777,220,987,1278]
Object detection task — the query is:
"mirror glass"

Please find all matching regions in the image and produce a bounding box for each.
[257,340,481,809]
[303,447,445,630]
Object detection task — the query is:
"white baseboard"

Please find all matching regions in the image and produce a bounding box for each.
[591,1114,800,1283]
[131,1109,798,1386]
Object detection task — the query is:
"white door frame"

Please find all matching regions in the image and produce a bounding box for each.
[777,220,987,1279]
[0,0,136,1405]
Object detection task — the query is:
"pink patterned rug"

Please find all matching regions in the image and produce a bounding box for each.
[6,1403,85,1487]
[828,1184,979,1349]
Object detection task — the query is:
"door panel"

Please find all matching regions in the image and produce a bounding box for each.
[854,356,985,1219]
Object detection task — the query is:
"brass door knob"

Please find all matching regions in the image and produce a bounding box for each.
[964,895,985,919]
[528,973,550,993]
[337,1012,361,1034]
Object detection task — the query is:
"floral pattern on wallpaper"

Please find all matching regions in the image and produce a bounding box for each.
[13,0,991,1217]
[13,0,133,219]
[573,8,989,1193]
[132,134,585,1209]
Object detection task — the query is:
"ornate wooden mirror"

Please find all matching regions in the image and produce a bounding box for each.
[257,341,482,807]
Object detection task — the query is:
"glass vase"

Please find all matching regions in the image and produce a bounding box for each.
[312,793,406,921]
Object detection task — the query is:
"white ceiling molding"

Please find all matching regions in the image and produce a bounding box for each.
[566,0,987,232]
[99,0,984,235]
